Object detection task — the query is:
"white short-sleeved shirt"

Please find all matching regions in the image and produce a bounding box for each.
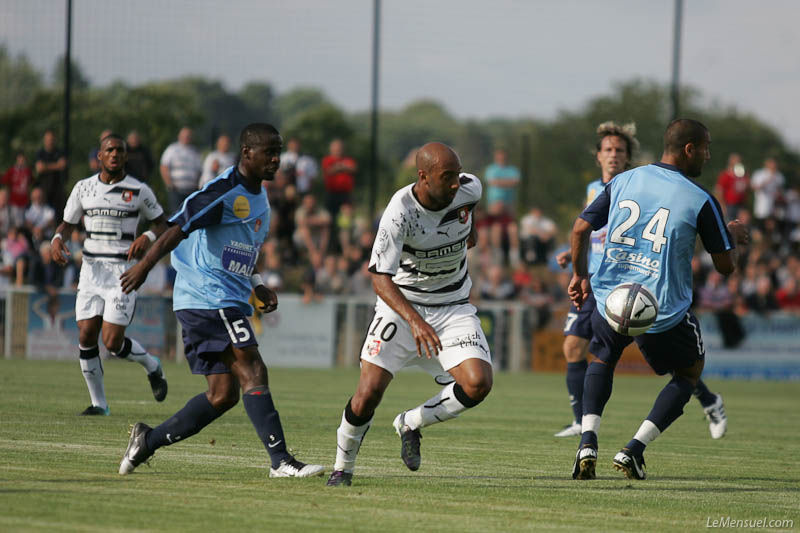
[160,142,202,192]
[369,174,481,306]
[63,174,163,261]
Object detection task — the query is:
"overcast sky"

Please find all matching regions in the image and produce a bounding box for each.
[3,0,799,149]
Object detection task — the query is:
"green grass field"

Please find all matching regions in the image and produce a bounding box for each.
[1,359,798,532]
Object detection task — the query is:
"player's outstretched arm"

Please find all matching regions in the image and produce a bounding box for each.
[50,221,77,266]
[710,220,750,276]
[371,273,442,359]
[569,217,593,309]
[120,224,186,293]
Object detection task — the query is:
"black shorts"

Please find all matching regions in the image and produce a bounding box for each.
[563,293,596,340]
[588,308,705,375]
[176,308,258,375]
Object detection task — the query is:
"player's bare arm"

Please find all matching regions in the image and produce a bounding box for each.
[126,214,169,261]
[371,272,442,359]
[569,217,593,309]
[466,216,477,249]
[710,220,750,276]
[50,220,77,266]
[253,285,278,314]
[120,224,186,293]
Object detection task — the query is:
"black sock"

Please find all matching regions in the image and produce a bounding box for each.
[566,360,588,422]
[624,439,646,457]
[582,361,614,417]
[692,379,717,407]
[146,393,223,451]
[646,376,694,432]
[242,386,291,468]
[579,431,598,449]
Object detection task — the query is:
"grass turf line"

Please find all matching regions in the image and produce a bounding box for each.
[0,359,798,532]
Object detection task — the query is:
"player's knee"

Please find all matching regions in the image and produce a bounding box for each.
[563,337,587,362]
[458,371,492,402]
[208,388,239,411]
[103,335,125,354]
[351,386,383,417]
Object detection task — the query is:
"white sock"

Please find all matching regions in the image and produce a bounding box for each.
[633,419,661,446]
[120,337,160,374]
[79,351,107,409]
[404,382,469,430]
[333,410,371,472]
[581,414,602,434]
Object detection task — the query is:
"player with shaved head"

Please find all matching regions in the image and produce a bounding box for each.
[327,142,493,487]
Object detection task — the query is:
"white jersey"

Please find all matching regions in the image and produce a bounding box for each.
[63,174,163,261]
[369,173,481,306]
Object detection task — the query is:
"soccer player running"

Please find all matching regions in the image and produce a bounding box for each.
[118,123,324,478]
[555,122,727,440]
[326,142,493,487]
[52,133,169,416]
[569,119,749,481]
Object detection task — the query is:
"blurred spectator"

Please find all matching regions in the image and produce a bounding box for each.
[34,129,67,220]
[698,270,745,347]
[125,130,155,182]
[751,157,785,229]
[315,255,348,295]
[24,186,56,243]
[479,264,515,300]
[475,202,518,264]
[1,226,29,287]
[199,134,235,188]
[160,126,202,213]
[0,189,12,237]
[29,241,63,296]
[321,139,357,221]
[258,240,284,292]
[2,151,33,226]
[745,275,779,314]
[267,171,299,264]
[88,129,113,174]
[280,138,318,195]
[519,207,557,265]
[484,148,520,216]
[348,261,373,296]
[294,194,331,268]
[714,153,749,219]
[775,276,800,312]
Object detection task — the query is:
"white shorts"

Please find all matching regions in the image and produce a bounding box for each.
[360,299,492,379]
[75,259,137,326]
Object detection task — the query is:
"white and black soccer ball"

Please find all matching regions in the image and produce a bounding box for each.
[604,282,658,336]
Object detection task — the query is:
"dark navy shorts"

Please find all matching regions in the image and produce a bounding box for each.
[176,307,258,375]
[588,308,705,375]
[563,292,596,340]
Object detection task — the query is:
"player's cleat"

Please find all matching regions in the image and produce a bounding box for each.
[554,421,581,437]
[613,448,646,480]
[269,457,325,478]
[326,470,353,487]
[80,405,110,416]
[393,412,422,471]
[119,422,154,475]
[572,445,597,480]
[703,394,727,439]
[147,358,168,402]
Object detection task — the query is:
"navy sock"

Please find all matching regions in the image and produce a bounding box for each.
[146,393,223,451]
[242,386,291,468]
[566,360,588,422]
[579,431,598,449]
[692,379,717,407]
[624,438,646,457]
[582,361,614,417]
[646,376,694,432]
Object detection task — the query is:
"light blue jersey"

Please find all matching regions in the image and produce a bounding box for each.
[585,179,607,276]
[169,166,270,315]
[581,163,732,333]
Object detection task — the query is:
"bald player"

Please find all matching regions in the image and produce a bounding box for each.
[326,143,493,487]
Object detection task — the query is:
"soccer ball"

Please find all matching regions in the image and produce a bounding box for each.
[604,283,658,336]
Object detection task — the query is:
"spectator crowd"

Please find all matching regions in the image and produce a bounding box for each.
[3,128,800,331]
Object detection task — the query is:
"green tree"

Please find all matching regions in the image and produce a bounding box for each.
[0,46,43,112]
